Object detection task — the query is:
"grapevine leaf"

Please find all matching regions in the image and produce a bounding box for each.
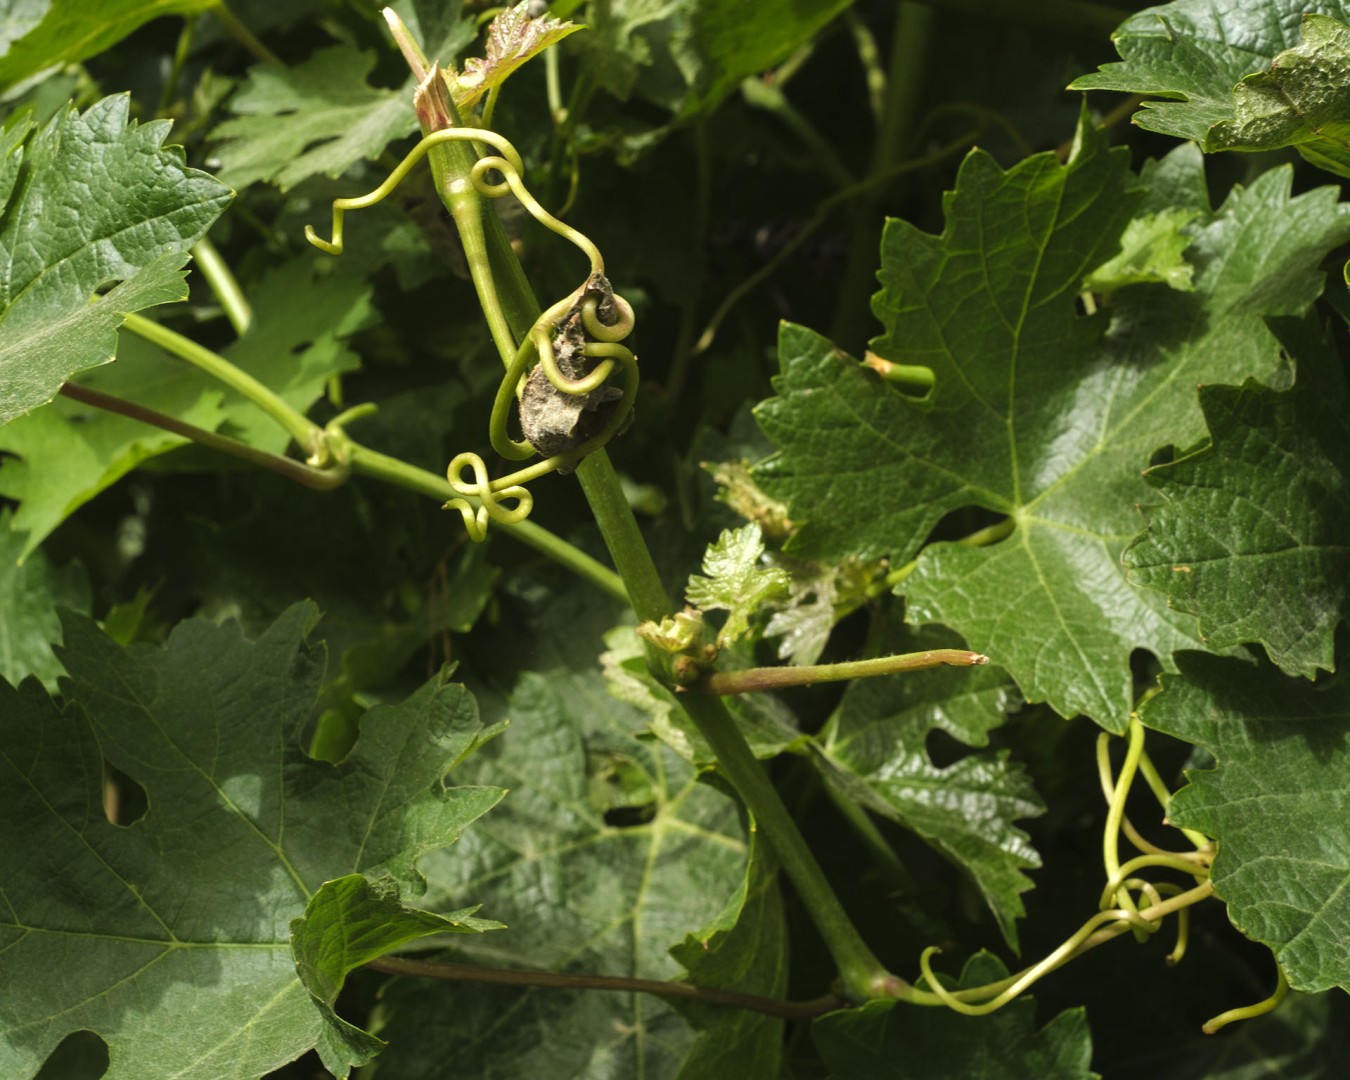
[1127,318,1350,677]
[371,577,776,1079]
[0,96,232,426]
[291,874,502,1013]
[810,624,1036,948]
[812,953,1096,1079]
[1071,1,1350,175]
[1139,646,1350,993]
[666,836,787,1079]
[0,0,217,92]
[213,258,372,450]
[755,122,1350,729]
[581,0,853,118]
[0,605,504,1078]
[686,523,790,646]
[0,507,88,690]
[210,12,475,192]
[211,46,417,192]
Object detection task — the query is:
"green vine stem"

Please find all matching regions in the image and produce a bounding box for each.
[122,312,323,461]
[59,370,629,602]
[366,954,846,1022]
[366,9,899,1004]
[191,238,252,334]
[689,648,987,695]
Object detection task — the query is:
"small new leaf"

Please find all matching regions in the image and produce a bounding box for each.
[686,524,790,647]
[446,2,582,110]
[1083,208,1198,294]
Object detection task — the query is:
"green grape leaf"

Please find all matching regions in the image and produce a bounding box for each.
[0,256,371,557]
[812,953,1096,1079]
[1071,2,1350,175]
[210,12,475,192]
[0,96,232,426]
[0,0,217,92]
[686,523,790,646]
[1083,207,1198,294]
[0,507,88,690]
[581,0,853,119]
[0,605,504,1078]
[211,45,417,192]
[1139,646,1350,993]
[1126,318,1350,677]
[667,835,787,1079]
[754,123,1350,730]
[370,577,778,1079]
[810,624,1036,948]
[291,874,502,1013]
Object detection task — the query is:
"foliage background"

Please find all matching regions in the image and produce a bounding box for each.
[2,0,1349,1077]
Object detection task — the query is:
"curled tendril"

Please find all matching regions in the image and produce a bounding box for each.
[308,125,638,541]
[914,718,1228,1025]
[444,452,533,542]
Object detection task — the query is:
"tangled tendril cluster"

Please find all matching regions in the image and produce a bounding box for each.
[307,126,637,540]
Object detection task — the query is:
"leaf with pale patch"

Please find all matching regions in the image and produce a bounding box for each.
[0,605,503,1078]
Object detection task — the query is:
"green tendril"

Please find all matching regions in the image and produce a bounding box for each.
[308,126,639,542]
[914,719,1222,1024]
[1202,967,1289,1035]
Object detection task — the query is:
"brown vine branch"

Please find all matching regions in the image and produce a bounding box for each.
[366,955,845,1021]
[57,383,348,490]
[687,648,988,696]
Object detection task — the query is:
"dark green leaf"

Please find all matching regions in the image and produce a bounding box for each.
[210,12,474,192]
[755,124,1350,729]
[0,96,231,426]
[371,578,773,1078]
[1127,318,1350,677]
[811,624,1036,948]
[582,0,853,118]
[0,605,503,1077]
[1139,647,1350,992]
[0,333,228,559]
[812,953,1096,1079]
[667,835,787,1079]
